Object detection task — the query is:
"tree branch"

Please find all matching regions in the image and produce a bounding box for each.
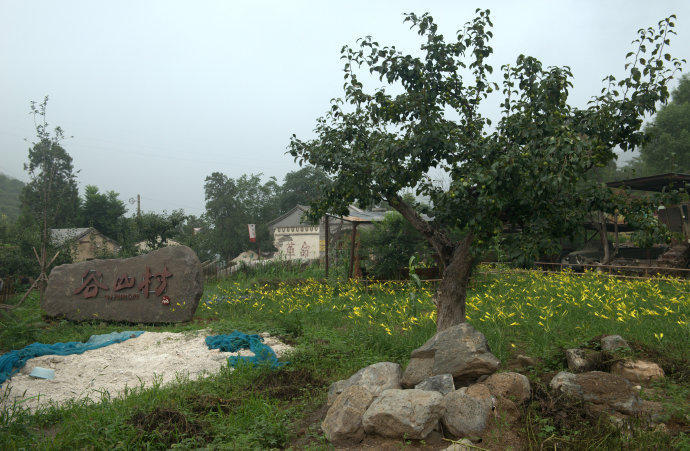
[387,194,455,268]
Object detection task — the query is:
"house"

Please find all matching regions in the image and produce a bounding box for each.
[266,204,388,261]
[50,227,121,262]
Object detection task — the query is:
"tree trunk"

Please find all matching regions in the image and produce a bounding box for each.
[387,195,454,270]
[597,211,610,265]
[435,233,475,332]
[386,194,476,331]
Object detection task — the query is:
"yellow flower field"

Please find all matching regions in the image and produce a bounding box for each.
[205,267,690,361]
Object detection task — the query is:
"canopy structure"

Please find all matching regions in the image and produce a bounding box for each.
[606,173,690,240]
[606,173,690,192]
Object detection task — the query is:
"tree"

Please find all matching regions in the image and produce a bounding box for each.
[630,73,690,174]
[17,96,79,303]
[79,185,127,239]
[289,11,683,331]
[204,173,279,261]
[359,210,428,279]
[175,214,214,262]
[276,166,332,214]
[20,97,80,229]
[136,210,186,251]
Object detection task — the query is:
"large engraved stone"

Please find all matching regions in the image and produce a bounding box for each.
[44,246,203,323]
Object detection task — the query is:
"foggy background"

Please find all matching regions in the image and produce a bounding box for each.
[2,0,689,215]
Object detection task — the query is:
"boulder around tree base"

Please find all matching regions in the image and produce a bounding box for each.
[402,323,500,387]
[322,385,375,444]
[327,362,402,405]
[550,371,642,415]
[362,389,444,440]
[43,246,203,323]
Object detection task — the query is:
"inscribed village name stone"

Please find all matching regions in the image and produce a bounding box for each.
[44,246,203,323]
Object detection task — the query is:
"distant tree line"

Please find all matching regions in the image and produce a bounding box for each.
[0,99,332,281]
[591,73,690,182]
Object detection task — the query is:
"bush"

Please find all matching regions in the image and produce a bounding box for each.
[359,211,428,279]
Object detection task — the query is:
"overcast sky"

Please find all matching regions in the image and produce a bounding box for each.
[2,1,689,216]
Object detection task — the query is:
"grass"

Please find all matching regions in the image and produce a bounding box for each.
[0,265,688,449]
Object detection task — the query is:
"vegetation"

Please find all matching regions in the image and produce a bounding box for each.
[359,210,428,279]
[628,73,690,176]
[0,174,24,221]
[20,97,80,231]
[79,185,127,240]
[1,266,688,448]
[289,10,685,331]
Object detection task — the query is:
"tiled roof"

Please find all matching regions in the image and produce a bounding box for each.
[49,228,92,245]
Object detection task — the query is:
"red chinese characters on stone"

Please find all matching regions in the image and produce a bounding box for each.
[138,265,173,298]
[73,270,109,299]
[114,274,136,291]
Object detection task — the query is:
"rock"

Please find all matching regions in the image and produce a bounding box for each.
[458,382,520,424]
[550,371,641,415]
[43,246,203,323]
[600,335,630,353]
[327,362,402,405]
[444,438,474,450]
[362,389,444,440]
[492,395,520,424]
[327,380,351,406]
[550,371,581,395]
[565,348,603,372]
[442,390,492,437]
[322,385,374,444]
[415,374,455,396]
[402,323,500,387]
[460,383,494,407]
[483,372,531,404]
[517,354,537,367]
[401,357,434,387]
[611,360,664,383]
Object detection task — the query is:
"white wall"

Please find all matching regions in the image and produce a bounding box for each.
[273,226,320,260]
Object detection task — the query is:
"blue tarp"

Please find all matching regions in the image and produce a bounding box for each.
[205,331,287,368]
[0,331,144,385]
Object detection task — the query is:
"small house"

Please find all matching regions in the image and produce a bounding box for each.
[50,227,121,262]
[266,204,388,261]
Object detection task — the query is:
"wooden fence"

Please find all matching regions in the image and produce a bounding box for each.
[0,278,16,303]
[532,261,690,279]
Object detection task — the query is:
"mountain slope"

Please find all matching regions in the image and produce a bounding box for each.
[0,173,25,220]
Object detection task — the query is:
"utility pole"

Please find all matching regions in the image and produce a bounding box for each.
[324,216,329,278]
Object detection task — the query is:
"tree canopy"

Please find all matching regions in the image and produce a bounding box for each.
[632,73,690,174]
[289,10,684,330]
[80,185,127,239]
[275,166,332,215]
[20,97,80,230]
[204,172,279,260]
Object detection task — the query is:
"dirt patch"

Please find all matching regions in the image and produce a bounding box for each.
[187,394,244,414]
[289,402,330,449]
[528,379,600,436]
[350,430,449,450]
[254,368,325,400]
[129,406,209,447]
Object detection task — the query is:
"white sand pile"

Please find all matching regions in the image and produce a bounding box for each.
[0,330,291,412]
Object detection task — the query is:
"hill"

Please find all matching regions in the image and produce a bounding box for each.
[0,173,24,220]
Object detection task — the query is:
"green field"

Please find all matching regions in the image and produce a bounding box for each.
[1,266,689,449]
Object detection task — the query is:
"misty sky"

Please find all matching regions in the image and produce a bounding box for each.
[2,1,689,216]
